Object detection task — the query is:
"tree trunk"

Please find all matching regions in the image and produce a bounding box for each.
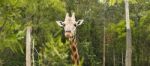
[124,0,132,66]
[113,50,116,66]
[149,56,150,66]
[122,51,124,66]
[32,39,35,66]
[103,20,106,66]
[26,26,32,66]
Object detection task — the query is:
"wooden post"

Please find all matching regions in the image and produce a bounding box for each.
[26,26,32,66]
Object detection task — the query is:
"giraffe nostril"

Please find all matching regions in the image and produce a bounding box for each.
[65,30,71,33]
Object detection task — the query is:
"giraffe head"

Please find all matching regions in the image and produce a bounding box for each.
[56,12,84,38]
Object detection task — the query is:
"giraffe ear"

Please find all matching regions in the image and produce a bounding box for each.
[76,19,84,26]
[56,21,65,27]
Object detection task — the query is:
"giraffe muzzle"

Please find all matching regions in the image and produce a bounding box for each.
[65,31,73,38]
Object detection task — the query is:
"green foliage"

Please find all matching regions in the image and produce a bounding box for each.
[38,35,70,66]
[99,0,138,6]
[0,0,150,66]
[0,22,25,53]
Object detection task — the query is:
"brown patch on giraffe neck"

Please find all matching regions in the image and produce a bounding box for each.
[67,36,74,41]
[69,37,79,66]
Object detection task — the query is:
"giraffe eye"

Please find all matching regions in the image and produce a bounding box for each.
[74,24,77,27]
[63,24,65,26]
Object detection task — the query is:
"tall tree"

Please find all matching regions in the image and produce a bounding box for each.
[124,0,132,66]
[103,18,106,66]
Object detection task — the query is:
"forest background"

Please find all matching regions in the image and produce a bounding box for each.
[0,0,150,66]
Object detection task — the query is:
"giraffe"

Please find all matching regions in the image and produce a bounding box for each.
[56,12,84,66]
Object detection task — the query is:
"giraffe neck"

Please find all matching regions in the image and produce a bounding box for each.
[69,36,79,66]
